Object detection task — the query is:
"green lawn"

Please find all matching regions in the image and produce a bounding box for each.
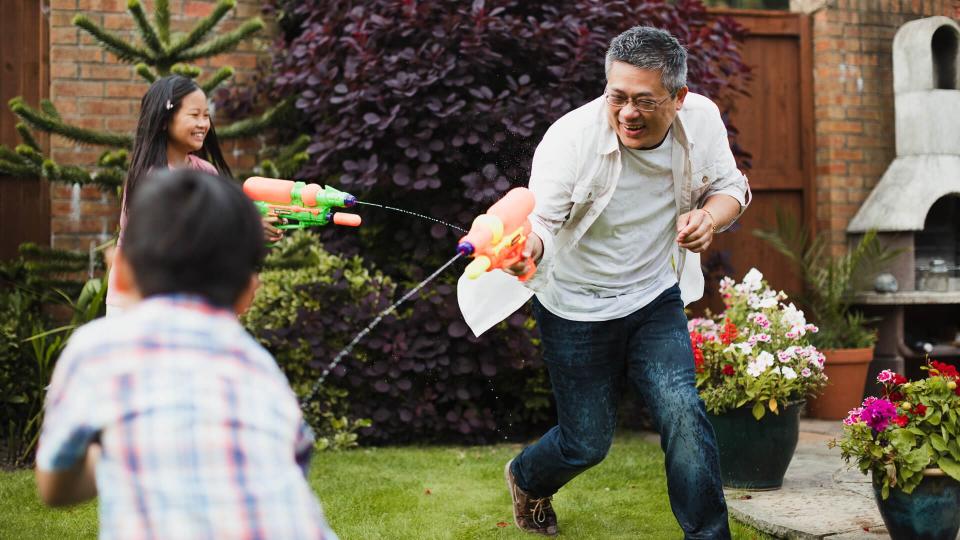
[1,433,772,539]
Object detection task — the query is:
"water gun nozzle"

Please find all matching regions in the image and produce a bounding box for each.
[343,194,357,207]
[456,242,476,257]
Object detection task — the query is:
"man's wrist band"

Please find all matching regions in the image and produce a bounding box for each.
[702,208,718,233]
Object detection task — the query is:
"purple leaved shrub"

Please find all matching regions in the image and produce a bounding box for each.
[246,0,748,443]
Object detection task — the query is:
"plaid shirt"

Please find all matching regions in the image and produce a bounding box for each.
[36,295,337,540]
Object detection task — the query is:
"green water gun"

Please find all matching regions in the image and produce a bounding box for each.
[242,176,361,229]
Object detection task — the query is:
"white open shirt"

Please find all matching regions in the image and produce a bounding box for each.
[458,93,751,336]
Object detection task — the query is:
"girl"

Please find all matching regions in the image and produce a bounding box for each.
[107,75,280,315]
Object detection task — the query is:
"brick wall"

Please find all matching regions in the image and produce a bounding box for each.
[47,0,273,252]
[800,0,957,253]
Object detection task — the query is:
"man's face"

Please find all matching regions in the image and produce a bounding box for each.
[604,61,687,149]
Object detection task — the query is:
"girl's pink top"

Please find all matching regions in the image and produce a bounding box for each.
[106,155,220,308]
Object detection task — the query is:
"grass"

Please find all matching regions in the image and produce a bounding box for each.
[0,432,773,539]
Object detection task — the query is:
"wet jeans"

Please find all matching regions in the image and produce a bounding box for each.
[511,284,730,539]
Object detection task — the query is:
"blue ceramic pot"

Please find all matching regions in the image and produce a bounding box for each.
[872,468,960,540]
[706,401,802,490]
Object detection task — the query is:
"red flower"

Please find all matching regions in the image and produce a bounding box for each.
[693,347,705,374]
[892,374,908,385]
[888,391,904,402]
[930,360,959,379]
[913,403,928,416]
[894,414,909,427]
[720,319,739,345]
[722,364,736,376]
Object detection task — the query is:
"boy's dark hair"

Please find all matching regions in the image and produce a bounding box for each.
[123,169,266,308]
[123,75,232,211]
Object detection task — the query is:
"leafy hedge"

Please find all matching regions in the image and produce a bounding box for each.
[240,0,749,443]
[243,231,550,444]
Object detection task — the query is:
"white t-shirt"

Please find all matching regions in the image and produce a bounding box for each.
[538,134,678,321]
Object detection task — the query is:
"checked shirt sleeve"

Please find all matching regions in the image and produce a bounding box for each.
[35,337,101,472]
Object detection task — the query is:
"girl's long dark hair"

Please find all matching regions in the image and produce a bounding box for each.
[123,75,232,210]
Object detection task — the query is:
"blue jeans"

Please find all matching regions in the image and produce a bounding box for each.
[512,284,730,539]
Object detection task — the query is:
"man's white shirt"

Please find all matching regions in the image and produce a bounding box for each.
[458,93,751,336]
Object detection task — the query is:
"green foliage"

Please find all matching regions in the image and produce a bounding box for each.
[0,256,106,467]
[753,211,902,349]
[241,230,391,449]
[832,365,960,499]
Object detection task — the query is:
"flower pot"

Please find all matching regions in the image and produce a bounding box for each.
[706,401,802,490]
[805,347,873,420]
[872,468,960,540]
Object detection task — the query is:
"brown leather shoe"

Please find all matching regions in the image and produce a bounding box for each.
[505,459,559,536]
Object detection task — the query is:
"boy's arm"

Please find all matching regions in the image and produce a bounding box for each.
[35,443,100,507]
[34,333,103,506]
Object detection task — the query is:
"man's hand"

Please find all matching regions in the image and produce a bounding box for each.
[676,208,715,253]
[503,232,544,278]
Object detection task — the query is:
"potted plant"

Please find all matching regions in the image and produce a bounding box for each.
[754,212,901,419]
[833,361,960,540]
[690,268,828,489]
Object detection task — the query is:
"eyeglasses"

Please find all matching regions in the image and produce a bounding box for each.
[604,92,672,112]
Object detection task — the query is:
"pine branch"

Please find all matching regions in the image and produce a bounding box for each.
[258,159,280,179]
[155,0,171,45]
[42,160,93,185]
[16,123,41,151]
[73,14,153,63]
[171,64,202,78]
[166,0,236,57]
[0,158,37,177]
[15,144,44,166]
[40,99,61,121]
[97,149,129,168]
[90,168,125,188]
[0,145,23,163]
[218,97,292,140]
[201,66,234,94]
[135,63,156,82]
[11,98,133,148]
[176,19,264,62]
[128,0,163,54]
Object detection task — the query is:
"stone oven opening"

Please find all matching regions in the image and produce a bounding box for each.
[932,25,958,89]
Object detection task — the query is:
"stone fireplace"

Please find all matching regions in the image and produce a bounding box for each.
[846,16,960,384]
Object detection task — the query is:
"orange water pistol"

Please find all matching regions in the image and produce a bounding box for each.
[456,187,537,281]
[242,176,362,229]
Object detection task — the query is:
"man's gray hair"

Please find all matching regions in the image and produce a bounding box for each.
[605,26,688,96]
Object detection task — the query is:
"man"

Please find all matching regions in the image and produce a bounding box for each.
[464,26,751,537]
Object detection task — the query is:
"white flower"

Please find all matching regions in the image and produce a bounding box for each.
[781,303,808,329]
[746,360,767,377]
[801,367,812,377]
[735,342,753,355]
[742,268,764,291]
[757,350,775,365]
[781,366,798,380]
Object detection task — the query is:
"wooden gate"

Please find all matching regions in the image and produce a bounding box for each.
[693,9,815,314]
[0,1,50,260]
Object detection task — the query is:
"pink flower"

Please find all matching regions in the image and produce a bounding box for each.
[844,407,864,425]
[877,370,895,383]
[801,367,812,377]
[862,398,898,432]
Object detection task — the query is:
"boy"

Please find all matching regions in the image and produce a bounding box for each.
[35,169,337,539]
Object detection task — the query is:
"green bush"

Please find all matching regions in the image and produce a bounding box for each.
[242,230,393,447]
[1,258,106,467]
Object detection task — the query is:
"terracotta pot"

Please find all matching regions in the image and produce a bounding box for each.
[805,347,874,420]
